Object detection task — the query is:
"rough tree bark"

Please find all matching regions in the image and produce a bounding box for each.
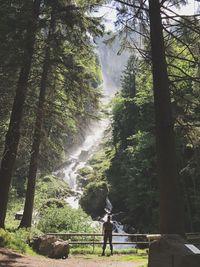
[0,0,41,229]
[148,0,184,235]
[19,11,55,228]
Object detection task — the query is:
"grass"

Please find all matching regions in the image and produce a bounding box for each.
[71,246,148,255]
[70,246,148,265]
[116,254,147,261]
[116,254,148,264]
[0,231,148,266]
[69,253,148,266]
[0,228,42,255]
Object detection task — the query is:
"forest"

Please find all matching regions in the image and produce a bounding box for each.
[0,0,200,264]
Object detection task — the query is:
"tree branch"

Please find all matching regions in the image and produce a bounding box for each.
[114,0,148,12]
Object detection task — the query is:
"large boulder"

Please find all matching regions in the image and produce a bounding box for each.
[31,235,69,259]
[50,240,69,259]
[80,181,108,218]
[148,234,200,267]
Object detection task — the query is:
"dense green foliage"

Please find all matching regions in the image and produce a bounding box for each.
[5,175,71,228]
[0,229,27,252]
[38,206,96,233]
[82,25,200,232]
[0,228,41,253]
[0,0,104,199]
[1,1,200,257]
[0,173,95,254]
[81,57,158,232]
[6,174,95,235]
[4,174,97,244]
[107,58,158,232]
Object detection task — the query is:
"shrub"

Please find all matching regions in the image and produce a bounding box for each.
[37,206,98,234]
[0,228,43,253]
[35,175,71,207]
[0,229,27,253]
[42,198,67,209]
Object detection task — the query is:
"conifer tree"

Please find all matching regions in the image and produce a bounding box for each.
[19,6,55,228]
[113,0,188,234]
[148,0,184,235]
[19,0,104,228]
[0,0,41,228]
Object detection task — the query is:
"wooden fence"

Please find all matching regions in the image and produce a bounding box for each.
[46,232,200,248]
[46,232,161,250]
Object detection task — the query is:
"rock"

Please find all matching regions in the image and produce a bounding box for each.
[80,181,108,218]
[31,235,70,259]
[38,236,55,256]
[79,150,89,161]
[54,171,65,179]
[77,174,88,187]
[112,212,127,223]
[179,254,200,267]
[123,225,136,234]
[49,240,70,259]
[148,234,200,267]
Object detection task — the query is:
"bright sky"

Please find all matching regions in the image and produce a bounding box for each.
[97,0,200,31]
[178,0,198,15]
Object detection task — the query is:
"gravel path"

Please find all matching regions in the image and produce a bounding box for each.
[0,248,146,267]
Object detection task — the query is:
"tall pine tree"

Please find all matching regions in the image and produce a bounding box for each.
[0,0,41,228]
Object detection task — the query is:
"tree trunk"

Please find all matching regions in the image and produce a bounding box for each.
[148,0,185,235]
[19,12,55,228]
[0,0,41,229]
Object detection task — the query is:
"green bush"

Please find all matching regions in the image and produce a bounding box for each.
[37,206,98,234]
[0,229,26,253]
[5,174,72,229]
[42,198,67,209]
[33,174,72,216]
[0,228,43,253]
[35,175,71,204]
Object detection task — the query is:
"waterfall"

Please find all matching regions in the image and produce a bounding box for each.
[102,206,134,249]
[61,118,110,208]
[57,37,129,207]
[54,36,132,248]
[112,221,134,249]
[105,197,113,214]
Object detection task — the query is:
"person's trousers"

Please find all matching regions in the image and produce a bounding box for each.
[102,234,113,251]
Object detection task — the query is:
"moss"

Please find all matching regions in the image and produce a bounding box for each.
[35,175,72,208]
[80,181,109,218]
[78,167,93,177]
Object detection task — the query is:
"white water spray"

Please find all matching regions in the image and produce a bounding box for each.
[62,118,110,208]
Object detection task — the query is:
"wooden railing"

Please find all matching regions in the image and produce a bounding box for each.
[46,232,200,247]
[46,232,157,248]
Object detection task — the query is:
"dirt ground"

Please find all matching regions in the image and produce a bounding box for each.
[0,248,146,267]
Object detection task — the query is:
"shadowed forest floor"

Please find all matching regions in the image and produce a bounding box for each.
[0,248,147,267]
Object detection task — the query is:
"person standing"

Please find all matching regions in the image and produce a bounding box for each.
[102,215,113,256]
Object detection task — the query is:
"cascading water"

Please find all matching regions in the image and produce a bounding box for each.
[112,221,133,249]
[63,117,110,208]
[55,37,132,248]
[103,200,134,249]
